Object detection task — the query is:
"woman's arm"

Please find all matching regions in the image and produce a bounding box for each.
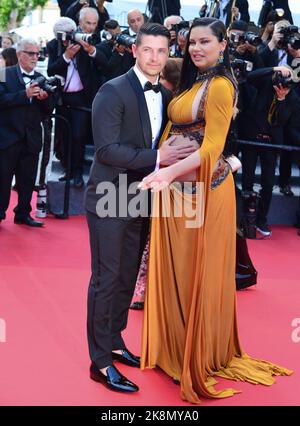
[140,77,234,191]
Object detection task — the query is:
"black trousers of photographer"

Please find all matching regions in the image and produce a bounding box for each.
[0,139,39,220]
[56,91,90,176]
[241,143,277,226]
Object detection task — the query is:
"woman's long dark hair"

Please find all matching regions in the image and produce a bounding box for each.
[178,18,235,94]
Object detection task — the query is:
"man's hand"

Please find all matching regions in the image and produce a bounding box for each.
[114,43,126,55]
[245,41,257,54]
[64,43,81,60]
[273,84,290,100]
[77,39,96,55]
[96,0,105,12]
[232,6,240,18]
[36,89,49,101]
[159,135,198,166]
[236,43,247,55]
[269,30,283,50]
[26,82,41,99]
[274,65,293,77]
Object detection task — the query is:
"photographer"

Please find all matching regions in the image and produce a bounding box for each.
[278,37,300,196]
[66,0,110,33]
[258,19,293,67]
[98,20,135,80]
[47,13,108,186]
[228,20,264,72]
[123,9,144,36]
[0,38,53,227]
[240,65,299,236]
[163,15,182,53]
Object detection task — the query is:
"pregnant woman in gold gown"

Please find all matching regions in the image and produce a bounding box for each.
[140,18,292,404]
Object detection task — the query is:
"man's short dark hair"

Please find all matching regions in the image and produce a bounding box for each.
[135,23,171,46]
[104,19,119,31]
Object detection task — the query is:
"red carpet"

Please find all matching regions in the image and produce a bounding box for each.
[0,192,299,406]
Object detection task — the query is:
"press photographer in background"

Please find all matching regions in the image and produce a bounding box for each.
[0,38,53,227]
[65,0,110,33]
[239,64,300,237]
[277,32,300,197]
[99,19,135,80]
[47,12,107,187]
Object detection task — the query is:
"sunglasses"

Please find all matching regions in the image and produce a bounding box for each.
[22,51,39,57]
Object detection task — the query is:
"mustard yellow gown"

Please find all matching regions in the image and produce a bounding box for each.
[141,76,292,404]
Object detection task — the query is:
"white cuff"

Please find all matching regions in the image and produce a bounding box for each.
[154,151,160,172]
[63,53,71,63]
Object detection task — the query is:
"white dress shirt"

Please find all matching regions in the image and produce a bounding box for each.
[20,66,35,102]
[133,64,163,170]
[62,55,84,93]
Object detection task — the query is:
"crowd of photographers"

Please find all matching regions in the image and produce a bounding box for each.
[0,0,300,236]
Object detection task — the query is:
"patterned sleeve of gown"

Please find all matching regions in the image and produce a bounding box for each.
[198,76,234,186]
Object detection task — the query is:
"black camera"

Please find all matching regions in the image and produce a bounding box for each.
[171,20,190,34]
[288,33,300,50]
[231,59,253,82]
[56,30,100,46]
[114,34,136,48]
[278,25,299,49]
[272,71,293,88]
[31,75,63,94]
[229,31,261,48]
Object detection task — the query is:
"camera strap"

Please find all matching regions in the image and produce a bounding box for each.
[63,58,77,93]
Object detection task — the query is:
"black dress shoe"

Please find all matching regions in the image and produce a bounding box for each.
[112,349,140,367]
[14,215,44,227]
[130,301,144,310]
[90,363,139,393]
[280,184,294,196]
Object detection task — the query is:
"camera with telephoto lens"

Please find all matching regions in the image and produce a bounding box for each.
[272,71,293,88]
[229,31,262,48]
[56,30,100,46]
[114,33,136,48]
[278,25,299,49]
[31,75,63,94]
[231,59,253,82]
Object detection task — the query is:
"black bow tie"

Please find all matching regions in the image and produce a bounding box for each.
[144,81,161,93]
[22,72,34,79]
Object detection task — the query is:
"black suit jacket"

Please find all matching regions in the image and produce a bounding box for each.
[85,68,172,216]
[0,65,52,153]
[47,38,107,105]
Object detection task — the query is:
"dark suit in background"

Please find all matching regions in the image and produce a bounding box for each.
[66,0,110,33]
[258,0,293,27]
[57,0,74,16]
[47,38,107,175]
[85,68,171,369]
[0,65,52,220]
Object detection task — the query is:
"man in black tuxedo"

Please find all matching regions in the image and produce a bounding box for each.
[200,0,250,28]
[0,38,52,226]
[85,23,196,393]
[47,13,107,186]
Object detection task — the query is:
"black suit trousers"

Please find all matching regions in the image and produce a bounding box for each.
[0,141,39,219]
[241,145,277,225]
[86,211,149,369]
